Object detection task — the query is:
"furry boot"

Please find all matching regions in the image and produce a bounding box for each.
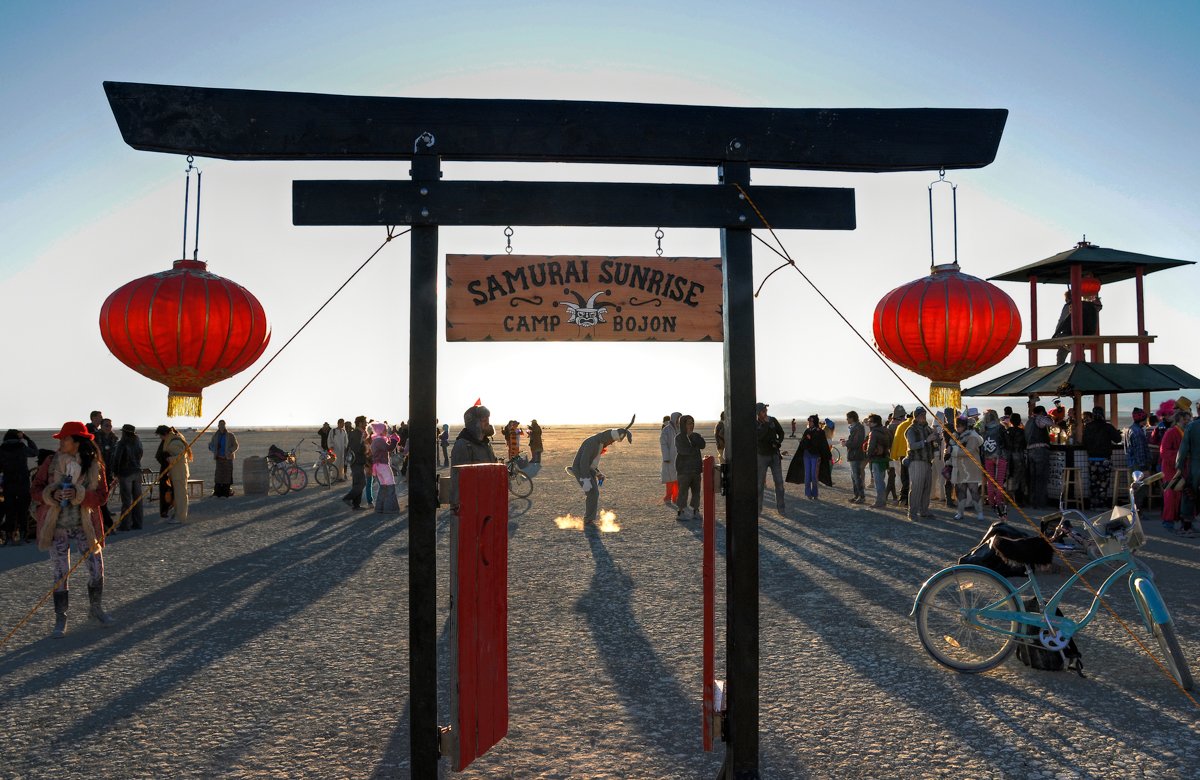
[52,591,68,637]
[88,582,114,625]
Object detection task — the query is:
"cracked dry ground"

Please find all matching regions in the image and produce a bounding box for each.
[1,425,1197,778]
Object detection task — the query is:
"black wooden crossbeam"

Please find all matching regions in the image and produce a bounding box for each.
[104,81,1006,172]
[293,181,855,230]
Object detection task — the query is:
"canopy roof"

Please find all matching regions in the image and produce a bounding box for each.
[988,241,1193,285]
[963,362,1200,397]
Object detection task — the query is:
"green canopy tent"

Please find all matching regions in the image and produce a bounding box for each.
[963,363,1200,397]
[988,242,1194,286]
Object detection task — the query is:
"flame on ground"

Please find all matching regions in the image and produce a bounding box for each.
[553,510,620,533]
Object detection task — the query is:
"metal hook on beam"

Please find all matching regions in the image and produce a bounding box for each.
[414,131,436,153]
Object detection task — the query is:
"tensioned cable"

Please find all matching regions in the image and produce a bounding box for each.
[0,226,407,652]
[734,182,1199,706]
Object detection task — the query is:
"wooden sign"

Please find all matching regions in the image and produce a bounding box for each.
[446,254,723,341]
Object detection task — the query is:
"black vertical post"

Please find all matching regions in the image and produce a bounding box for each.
[410,144,441,776]
[718,158,759,779]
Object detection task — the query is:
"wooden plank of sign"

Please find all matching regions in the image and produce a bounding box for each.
[446,255,724,342]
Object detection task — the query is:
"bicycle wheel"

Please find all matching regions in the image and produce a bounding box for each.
[269,467,290,495]
[916,567,1021,672]
[287,465,309,492]
[314,462,334,487]
[508,469,533,498]
[1135,591,1194,690]
[830,446,842,465]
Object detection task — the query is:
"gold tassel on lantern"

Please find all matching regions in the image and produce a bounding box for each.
[167,391,203,417]
[928,382,961,411]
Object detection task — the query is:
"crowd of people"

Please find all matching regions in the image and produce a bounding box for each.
[4,411,476,636]
[735,396,1200,535]
[7,395,1198,638]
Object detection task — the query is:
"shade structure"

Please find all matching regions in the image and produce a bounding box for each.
[962,362,1200,397]
[873,263,1022,409]
[988,241,1194,285]
[99,259,271,416]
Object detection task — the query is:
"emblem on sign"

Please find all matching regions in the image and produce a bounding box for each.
[556,289,613,328]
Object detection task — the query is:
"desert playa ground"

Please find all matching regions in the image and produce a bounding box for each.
[1,423,1198,779]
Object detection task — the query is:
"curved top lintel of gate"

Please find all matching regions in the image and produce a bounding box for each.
[104,81,1006,172]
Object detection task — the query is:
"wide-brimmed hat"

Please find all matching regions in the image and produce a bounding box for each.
[53,421,93,440]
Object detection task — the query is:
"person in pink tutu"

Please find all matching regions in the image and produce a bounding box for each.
[369,422,400,513]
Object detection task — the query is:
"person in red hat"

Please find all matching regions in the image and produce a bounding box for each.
[29,421,114,636]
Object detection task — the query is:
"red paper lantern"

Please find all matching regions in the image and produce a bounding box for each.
[873,263,1021,409]
[99,259,271,416]
[1079,275,1102,298]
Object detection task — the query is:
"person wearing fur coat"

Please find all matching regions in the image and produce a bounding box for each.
[157,425,191,522]
[949,416,985,521]
[31,421,114,636]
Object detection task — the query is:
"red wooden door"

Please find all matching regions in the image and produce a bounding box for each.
[450,463,509,771]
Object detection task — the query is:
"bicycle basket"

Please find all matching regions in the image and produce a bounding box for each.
[268,445,288,463]
[1085,506,1145,555]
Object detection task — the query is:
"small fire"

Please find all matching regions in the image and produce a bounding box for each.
[553,510,621,533]
[598,510,620,532]
[554,514,584,530]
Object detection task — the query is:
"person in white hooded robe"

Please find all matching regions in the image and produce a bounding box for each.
[660,411,681,506]
[329,419,349,482]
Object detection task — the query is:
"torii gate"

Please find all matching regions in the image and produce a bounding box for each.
[104,82,1006,779]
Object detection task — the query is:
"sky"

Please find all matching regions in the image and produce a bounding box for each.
[2,1,1198,428]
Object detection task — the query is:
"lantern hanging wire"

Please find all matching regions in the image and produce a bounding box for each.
[181,155,203,262]
[928,168,958,270]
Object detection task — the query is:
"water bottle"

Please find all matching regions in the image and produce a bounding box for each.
[61,474,73,508]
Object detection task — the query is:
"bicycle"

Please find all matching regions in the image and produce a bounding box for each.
[311,446,337,488]
[912,471,1192,689]
[267,441,309,495]
[506,455,533,498]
